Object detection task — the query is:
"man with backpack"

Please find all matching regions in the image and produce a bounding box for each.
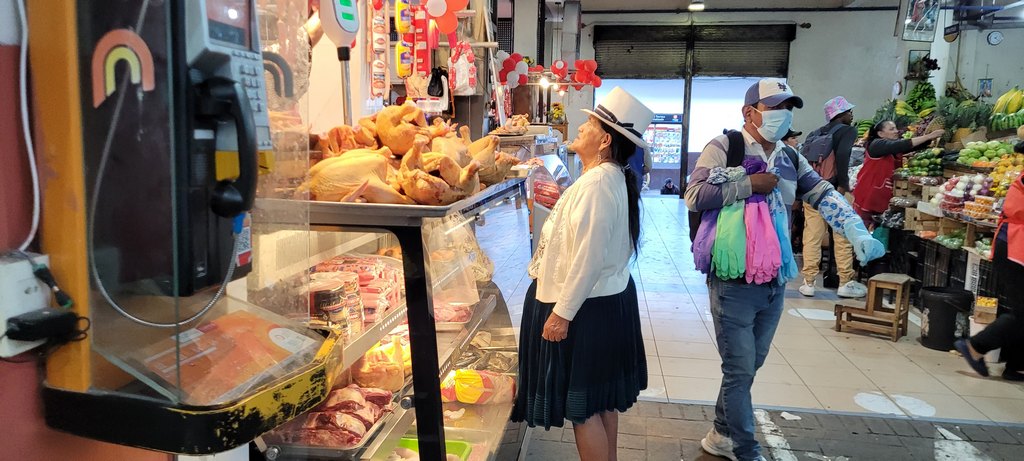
[798,96,867,299]
[686,80,884,461]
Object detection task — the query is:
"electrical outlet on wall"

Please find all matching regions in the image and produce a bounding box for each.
[1,252,51,357]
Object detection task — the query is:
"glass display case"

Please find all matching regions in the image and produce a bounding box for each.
[254,179,526,461]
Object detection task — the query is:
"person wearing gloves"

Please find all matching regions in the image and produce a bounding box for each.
[686,79,884,461]
[512,87,650,461]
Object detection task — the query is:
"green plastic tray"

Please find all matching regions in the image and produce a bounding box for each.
[396,438,472,460]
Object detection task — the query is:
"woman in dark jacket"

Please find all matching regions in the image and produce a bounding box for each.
[852,121,944,226]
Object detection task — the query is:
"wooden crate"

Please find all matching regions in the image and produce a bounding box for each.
[904,208,940,231]
[893,179,913,198]
[975,302,997,324]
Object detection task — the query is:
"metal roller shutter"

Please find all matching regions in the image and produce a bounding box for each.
[594,26,688,79]
[692,25,795,78]
[593,24,795,79]
[693,41,790,77]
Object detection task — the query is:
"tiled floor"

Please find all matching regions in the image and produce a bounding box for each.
[522,401,1024,461]
[477,196,1024,426]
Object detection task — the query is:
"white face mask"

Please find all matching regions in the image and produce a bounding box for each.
[753,108,794,143]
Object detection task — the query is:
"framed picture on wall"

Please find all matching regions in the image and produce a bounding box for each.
[902,0,940,42]
[979,79,993,98]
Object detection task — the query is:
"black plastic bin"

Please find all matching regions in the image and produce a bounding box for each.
[919,286,974,351]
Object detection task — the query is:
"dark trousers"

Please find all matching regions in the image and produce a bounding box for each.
[970,237,1023,371]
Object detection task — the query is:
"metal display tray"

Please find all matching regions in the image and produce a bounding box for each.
[256,179,525,228]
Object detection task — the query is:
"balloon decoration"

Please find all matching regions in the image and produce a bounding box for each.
[571,59,601,90]
[496,53,600,92]
[550,60,569,80]
[425,0,469,35]
[499,53,528,89]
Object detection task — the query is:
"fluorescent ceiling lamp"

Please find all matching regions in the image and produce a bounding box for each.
[689,0,705,12]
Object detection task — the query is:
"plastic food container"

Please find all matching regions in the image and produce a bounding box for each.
[395,438,473,460]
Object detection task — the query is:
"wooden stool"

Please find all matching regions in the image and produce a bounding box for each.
[834,273,914,342]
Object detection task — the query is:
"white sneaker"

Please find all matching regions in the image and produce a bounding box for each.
[700,428,738,461]
[798,282,816,297]
[837,281,868,298]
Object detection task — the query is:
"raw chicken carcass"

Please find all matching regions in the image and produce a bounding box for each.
[376,102,428,155]
[431,136,472,167]
[428,118,456,139]
[355,116,379,147]
[468,135,520,185]
[300,150,414,204]
[319,125,378,157]
[399,140,481,206]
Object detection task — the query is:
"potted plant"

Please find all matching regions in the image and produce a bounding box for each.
[548,102,566,125]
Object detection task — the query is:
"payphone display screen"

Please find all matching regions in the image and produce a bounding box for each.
[207,0,251,49]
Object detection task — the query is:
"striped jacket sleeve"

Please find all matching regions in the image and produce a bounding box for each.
[794,153,835,207]
[685,134,752,212]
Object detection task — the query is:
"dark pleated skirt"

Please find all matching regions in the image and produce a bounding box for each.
[510,277,647,429]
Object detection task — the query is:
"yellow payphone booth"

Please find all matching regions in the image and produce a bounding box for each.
[28,1,527,459]
[28,0,339,454]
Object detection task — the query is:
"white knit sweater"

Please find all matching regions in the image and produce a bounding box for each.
[528,162,633,321]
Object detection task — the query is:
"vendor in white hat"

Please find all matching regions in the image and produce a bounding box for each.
[512,87,651,459]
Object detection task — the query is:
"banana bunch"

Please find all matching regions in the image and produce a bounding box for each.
[990,86,1024,131]
[919,107,936,117]
[856,119,874,138]
[895,100,916,117]
[993,86,1023,114]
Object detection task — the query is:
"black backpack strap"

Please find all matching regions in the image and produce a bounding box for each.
[782,145,799,168]
[724,130,746,167]
[689,131,747,243]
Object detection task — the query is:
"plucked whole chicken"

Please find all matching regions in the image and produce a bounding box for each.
[466,134,520,186]
[375,102,429,155]
[399,139,481,206]
[298,148,414,204]
[305,104,522,205]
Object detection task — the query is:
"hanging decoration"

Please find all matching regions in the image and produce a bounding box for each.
[492,53,601,92]
[498,52,528,89]
[425,0,469,35]
[550,60,569,80]
[571,59,601,90]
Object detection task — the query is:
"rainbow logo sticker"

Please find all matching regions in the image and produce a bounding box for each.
[91,29,155,108]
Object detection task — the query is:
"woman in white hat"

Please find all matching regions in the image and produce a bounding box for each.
[511,87,652,460]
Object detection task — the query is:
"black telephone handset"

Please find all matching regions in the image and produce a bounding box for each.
[200,77,258,218]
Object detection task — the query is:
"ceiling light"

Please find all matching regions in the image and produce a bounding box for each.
[689,0,705,12]
[540,77,551,88]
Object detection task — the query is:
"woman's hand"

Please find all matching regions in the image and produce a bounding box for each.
[542,313,570,342]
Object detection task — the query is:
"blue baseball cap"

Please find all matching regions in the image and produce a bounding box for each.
[744,78,804,109]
